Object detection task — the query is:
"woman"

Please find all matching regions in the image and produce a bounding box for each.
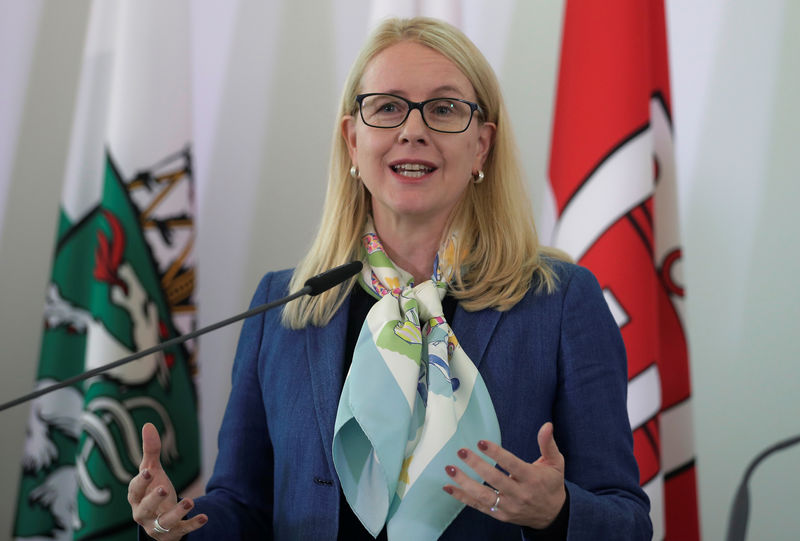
[129,17,651,540]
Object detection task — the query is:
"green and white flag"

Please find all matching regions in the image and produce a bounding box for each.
[13,1,199,540]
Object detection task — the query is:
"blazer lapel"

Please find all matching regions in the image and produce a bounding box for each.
[306,296,350,476]
[452,304,502,369]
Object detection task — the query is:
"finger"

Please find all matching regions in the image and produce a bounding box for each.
[141,423,162,470]
[443,482,507,520]
[444,464,502,512]
[148,500,209,540]
[455,448,515,495]
[476,439,535,483]
[128,469,154,506]
[154,499,206,532]
[177,513,209,536]
[131,484,170,526]
[156,513,209,539]
[535,422,564,469]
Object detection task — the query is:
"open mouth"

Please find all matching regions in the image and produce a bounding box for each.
[391,163,436,178]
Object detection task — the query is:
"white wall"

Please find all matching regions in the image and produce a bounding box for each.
[668,0,800,538]
[1,1,798,539]
[0,1,92,535]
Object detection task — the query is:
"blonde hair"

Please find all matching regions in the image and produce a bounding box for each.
[282,17,565,329]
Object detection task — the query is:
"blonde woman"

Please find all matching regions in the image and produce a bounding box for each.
[129,17,651,541]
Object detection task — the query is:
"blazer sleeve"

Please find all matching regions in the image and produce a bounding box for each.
[184,272,276,539]
[552,265,652,541]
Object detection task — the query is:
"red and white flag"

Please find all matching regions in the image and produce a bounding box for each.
[548,1,699,539]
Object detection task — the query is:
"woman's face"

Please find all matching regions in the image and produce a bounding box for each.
[342,41,495,230]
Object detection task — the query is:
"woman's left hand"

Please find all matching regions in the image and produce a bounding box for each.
[443,422,566,530]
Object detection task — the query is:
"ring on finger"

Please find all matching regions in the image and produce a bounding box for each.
[153,514,170,534]
[490,489,501,512]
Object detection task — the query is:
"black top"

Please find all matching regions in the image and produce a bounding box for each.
[336,285,569,540]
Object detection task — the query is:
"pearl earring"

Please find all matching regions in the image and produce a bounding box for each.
[472,170,485,184]
[349,165,359,179]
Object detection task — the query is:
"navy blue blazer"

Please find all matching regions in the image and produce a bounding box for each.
[185,260,651,540]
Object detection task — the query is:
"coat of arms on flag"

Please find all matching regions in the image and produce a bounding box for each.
[13,1,199,537]
[13,150,200,541]
[549,1,700,539]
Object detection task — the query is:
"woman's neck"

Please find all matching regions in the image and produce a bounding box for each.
[372,214,446,284]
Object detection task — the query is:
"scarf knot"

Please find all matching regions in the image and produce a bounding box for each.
[332,221,501,540]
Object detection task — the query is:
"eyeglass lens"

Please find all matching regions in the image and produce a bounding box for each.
[360,94,473,132]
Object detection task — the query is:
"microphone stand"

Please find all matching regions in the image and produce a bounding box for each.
[726,433,800,541]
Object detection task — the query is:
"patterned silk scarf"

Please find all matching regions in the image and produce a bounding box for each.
[332,222,501,540]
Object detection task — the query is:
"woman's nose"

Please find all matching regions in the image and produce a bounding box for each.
[397,108,429,144]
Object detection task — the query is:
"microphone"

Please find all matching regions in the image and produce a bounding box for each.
[304,260,363,295]
[0,260,362,413]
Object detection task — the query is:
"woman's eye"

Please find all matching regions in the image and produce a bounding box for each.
[429,101,456,116]
[370,100,404,115]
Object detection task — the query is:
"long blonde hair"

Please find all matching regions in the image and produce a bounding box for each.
[282,17,564,329]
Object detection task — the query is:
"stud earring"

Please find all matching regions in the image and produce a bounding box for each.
[472,170,485,184]
[349,165,359,179]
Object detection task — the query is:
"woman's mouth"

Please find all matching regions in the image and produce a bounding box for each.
[390,163,436,178]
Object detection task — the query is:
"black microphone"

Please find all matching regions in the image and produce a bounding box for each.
[304,260,363,295]
[0,260,362,413]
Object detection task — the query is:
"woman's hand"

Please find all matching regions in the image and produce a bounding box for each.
[443,422,566,530]
[128,423,208,539]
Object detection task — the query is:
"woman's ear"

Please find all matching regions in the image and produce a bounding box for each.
[342,115,358,164]
[473,121,496,171]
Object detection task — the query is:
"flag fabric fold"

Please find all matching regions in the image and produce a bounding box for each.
[548,1,699,539]
[13,1,199,540]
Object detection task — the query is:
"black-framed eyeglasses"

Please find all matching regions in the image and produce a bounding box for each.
[355,93,483,134]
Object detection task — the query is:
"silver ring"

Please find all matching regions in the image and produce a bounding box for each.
[153,514,171,534]
[490,489,501,512]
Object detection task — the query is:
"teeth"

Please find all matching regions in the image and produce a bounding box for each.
[392,163,433,177]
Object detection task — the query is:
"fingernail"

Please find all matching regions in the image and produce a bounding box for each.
[157,487,167,497]
[478,440,489,451]
[198,516,207,524]
[443,486,454,495]
[445,465,456,477]
[142,469,151,480]
[457,448,468,459]
[182,500,193,510]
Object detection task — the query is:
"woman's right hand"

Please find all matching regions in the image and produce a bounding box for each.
[128,423,208,539]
